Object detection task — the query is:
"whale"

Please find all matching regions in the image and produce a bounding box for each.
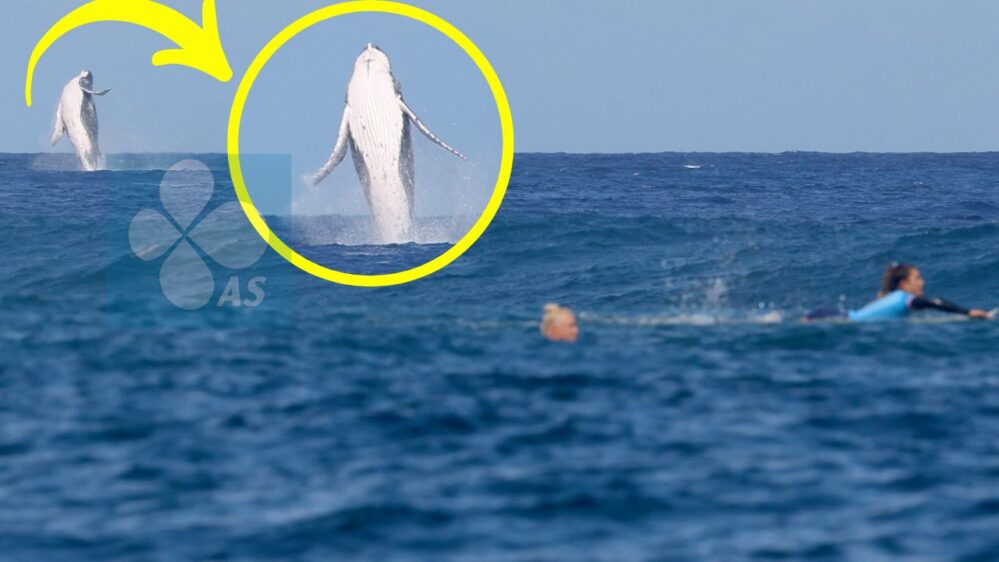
[310,44,466,244]
[52,71,111,172]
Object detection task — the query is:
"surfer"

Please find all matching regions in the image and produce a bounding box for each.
[805,262,995,322]
[541,303,579,342]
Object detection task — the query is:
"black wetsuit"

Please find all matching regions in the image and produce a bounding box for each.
[909,296,970,315]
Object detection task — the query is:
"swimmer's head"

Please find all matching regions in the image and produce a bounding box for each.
[541,303,578,342]
[880,262,924,297]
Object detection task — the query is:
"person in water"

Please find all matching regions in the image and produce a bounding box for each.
[541,303,579,341]
[807,263,994,322]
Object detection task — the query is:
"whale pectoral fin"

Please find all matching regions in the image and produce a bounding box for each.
[397,96,467,160]
[310,106,352,188]
[51,104,65,146]
[82,88,112,96]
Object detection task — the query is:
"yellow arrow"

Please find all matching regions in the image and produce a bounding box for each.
[25,0,233,107]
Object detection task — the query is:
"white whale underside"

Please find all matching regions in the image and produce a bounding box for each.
[52,74,109,172]
[312,48,465,245]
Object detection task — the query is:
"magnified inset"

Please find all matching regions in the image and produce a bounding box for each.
[229,2,514,287]
[307,42,469,245]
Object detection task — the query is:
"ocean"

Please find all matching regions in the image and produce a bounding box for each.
[1,152,998,561]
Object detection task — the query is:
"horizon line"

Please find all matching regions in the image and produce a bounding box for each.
[13,150,999,157]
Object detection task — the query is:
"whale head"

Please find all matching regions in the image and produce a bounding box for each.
[79,70,94,89]
[354,43,391,76]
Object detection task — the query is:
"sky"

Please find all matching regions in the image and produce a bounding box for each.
[4,0,999,154]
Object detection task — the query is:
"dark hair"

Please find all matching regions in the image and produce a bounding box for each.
[879,262,916,297]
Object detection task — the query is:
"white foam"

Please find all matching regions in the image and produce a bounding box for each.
[579,310,786,327]
[292,214,477,247]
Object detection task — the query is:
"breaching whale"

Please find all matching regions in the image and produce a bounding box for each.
[52,71,111,172]
[310,44,466,244]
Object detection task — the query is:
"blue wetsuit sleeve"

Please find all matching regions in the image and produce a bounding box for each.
[848,290,912,321]
[910,296,970,315]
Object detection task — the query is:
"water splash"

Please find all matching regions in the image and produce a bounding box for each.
[291,214,477,247]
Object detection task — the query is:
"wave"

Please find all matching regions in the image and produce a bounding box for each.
[4,150,999,315]
[4,209,996,311]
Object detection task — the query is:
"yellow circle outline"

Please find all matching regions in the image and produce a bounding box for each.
[227,1,514,287]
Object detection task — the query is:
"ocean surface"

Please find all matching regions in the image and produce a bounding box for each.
[1,152,998,561]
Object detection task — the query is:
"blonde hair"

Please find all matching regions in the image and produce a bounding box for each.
[540,303,570,335]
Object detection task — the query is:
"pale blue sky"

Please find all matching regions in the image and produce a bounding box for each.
[4,0,999,154]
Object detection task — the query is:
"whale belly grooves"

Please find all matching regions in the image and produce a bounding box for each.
[347,72,412,243]
[309,45,466,245]
[54,79,105,172]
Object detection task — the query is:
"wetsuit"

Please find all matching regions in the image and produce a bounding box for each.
[847,290,970,322]
[804,290,971,321]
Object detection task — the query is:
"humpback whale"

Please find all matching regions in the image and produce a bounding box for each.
[310,44,466,244]
[52,71,111,172]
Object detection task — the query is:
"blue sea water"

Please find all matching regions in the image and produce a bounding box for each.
[1,152,998,561]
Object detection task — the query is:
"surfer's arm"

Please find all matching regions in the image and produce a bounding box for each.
[81,88,111,96]
[311,107,351,187]
[910,296,992,318]
[397,96,467,160]
[910,296,969,315]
